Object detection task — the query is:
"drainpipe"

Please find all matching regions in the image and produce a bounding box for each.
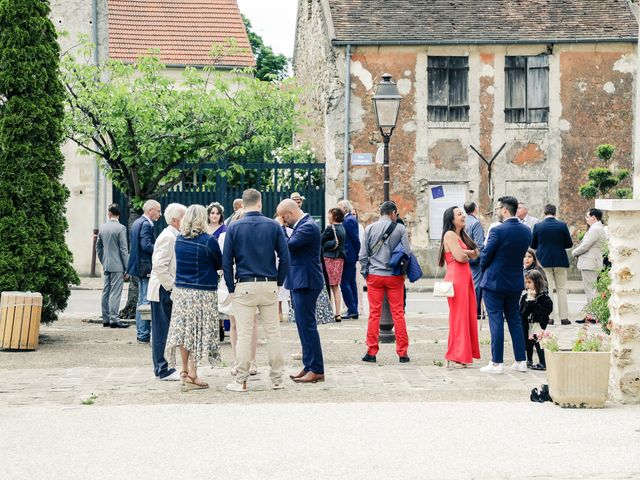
[89,0,100,277]
[343,44,351,200]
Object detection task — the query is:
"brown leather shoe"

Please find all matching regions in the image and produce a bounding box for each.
[289,369,307,380]
[293,372,325,383]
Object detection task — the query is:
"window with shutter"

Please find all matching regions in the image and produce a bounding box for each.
[428,56,469,122]
[505,55,549,124]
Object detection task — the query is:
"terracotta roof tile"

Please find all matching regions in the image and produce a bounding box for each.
[108,0,255,67]
[328,0,638,44]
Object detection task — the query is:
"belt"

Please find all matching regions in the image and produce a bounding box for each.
[237,277,277,283]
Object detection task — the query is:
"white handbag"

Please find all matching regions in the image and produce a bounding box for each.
[433,261,455,298]
[433,281,454,297]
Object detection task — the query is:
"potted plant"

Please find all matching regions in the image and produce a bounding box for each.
[539,328,610,408]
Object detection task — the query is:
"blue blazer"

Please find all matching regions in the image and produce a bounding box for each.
[126,216,155,278]
[284,215,324,291]
[342,213,361,264]
[480,218,532,293]
[530,217,573,268]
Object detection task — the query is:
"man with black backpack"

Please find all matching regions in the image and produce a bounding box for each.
[359,201,412,363]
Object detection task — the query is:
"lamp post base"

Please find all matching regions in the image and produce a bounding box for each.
[379,292,395,344]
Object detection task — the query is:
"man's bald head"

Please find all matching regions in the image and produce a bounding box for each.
[277,199,303,228]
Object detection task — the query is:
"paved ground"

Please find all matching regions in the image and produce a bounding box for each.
[2,283,639,479]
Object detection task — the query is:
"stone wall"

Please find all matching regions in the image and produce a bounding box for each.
[295,40,637,274]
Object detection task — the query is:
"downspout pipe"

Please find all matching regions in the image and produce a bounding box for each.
[90,0,100,277]
[343,44,351,200]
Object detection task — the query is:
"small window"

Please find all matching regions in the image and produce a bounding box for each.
[505,55,549,123]
[427,56,469,122]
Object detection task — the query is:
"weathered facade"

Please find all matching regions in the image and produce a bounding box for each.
[50,0,254,275]
[294,0,639,273]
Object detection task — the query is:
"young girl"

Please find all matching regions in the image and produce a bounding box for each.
[519,269,553,371]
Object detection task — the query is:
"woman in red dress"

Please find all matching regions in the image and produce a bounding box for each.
[438,206,481,368]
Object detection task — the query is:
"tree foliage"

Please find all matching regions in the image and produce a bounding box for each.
[578,144,632,199]
[61,41,301,210]
[0,0,79,322]
[243,15,289,81]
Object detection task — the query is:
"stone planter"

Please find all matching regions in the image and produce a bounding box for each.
[545,350,611,408]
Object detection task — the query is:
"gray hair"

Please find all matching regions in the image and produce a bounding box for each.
[164,203,186,224]
[180,205,208,238]
[142,199,161,214]
[337,199,353,213]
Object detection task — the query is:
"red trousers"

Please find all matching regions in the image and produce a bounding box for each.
[366,274,409,357]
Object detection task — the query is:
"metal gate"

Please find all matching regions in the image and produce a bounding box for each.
[113,158,326,234]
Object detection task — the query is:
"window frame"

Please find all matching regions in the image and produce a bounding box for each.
[504,54,549,124]
[427,56,470,123]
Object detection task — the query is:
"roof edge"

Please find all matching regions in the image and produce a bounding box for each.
[331,37,638,47]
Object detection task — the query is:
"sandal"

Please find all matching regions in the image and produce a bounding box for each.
[183,375,209,390]
[446,360,467,369]
[334,315,342,323]
[531,363,546,371]
[249,362,258,376]
[179,371,188,385]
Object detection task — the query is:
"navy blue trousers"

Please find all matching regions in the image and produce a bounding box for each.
[150,286,175,378]
[340,261,359,315]
[291,288,324,374]
[482,287,526,364]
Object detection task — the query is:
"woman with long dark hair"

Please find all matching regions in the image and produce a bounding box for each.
[438,206,481,368]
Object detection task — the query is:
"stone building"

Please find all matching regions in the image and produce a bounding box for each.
[293,0,639,272]
[50,0,254,275]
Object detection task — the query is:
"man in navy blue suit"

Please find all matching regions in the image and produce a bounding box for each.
[338,200,361,319]
[479,196,531,374]
[530,204,574,325]
[277,198,325,383]
[127,199,161,343]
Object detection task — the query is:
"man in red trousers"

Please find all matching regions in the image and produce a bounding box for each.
[359,201,412,363]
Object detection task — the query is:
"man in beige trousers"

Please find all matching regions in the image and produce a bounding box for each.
[572,208,607,323]
[223,189,290,392]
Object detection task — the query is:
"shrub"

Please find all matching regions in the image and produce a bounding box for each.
[0,0,79,322]
[578,144,632,199]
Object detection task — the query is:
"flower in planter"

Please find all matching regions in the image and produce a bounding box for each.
[538,327,608,353]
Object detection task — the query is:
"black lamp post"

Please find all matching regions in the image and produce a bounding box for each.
[372,74,402,343]
[372,73,402,202]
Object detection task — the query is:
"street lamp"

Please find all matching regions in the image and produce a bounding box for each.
[372,74,402,343]
[372,73,402,202]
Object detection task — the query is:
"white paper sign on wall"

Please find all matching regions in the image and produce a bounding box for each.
[428,184,467,240]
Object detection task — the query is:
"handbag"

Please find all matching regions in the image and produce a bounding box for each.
[433,261,455,298]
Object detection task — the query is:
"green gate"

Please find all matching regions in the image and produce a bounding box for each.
[113,158,326,234]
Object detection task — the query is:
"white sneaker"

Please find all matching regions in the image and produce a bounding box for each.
[226,381,248,393]
[160,370,181,381]
[511,361,528,372]
[480,362,504,374]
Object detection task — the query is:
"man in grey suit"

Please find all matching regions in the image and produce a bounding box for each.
[572,208,607,324]
[516,202,539,229]
[96,204,130,328]
[464,201,485,319]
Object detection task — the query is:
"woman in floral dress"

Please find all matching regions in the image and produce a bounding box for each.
[165,204,222,390]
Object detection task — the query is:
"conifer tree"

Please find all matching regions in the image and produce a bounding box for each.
[0,0,79,322]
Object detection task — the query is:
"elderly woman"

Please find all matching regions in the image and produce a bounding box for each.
[165,204,222,390]
[148,203,187,381]
[206,202,227,239]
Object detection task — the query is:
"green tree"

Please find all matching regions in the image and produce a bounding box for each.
[61,43,300,213]
[578,144,632,199]
[0,0,79,323]
[243,15,289,81]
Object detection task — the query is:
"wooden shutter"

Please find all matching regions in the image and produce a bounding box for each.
[428,57,449,121]
[505,56,526,123]
[448,57,469,122]
[527,55,549,123]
